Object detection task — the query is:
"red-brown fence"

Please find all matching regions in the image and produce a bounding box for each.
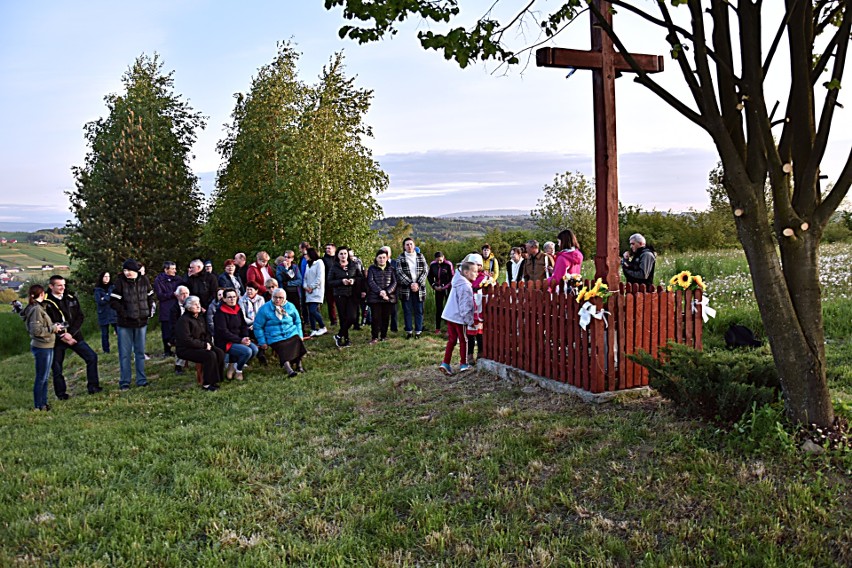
[482,281,703,393]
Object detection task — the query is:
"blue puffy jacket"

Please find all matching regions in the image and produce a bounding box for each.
[253,300,302,345]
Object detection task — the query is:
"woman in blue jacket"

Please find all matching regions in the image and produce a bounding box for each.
[254,288,307,377]
[94,271,118,353]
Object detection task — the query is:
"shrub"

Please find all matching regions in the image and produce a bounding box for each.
[631,343,781,423]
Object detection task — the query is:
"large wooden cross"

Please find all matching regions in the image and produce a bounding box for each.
[536,0,663,286]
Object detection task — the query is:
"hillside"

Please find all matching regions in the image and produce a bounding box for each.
[373,215,537,240]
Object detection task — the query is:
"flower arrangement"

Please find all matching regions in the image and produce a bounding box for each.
[668,270,706,292]
[562,273,583,294]
[576,278,612,304]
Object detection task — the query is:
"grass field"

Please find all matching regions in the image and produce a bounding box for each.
[1,246,851,565]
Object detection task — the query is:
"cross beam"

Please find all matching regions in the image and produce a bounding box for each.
[536,0,663,287]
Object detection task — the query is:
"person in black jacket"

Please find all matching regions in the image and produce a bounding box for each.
[322,243,339,326]
[186,259,219,311]
[621,233,657,286]
[328,246,363,348]
[43,275,102,397]
[366,249,397,344]
[427,252,454,333]
[109,259,154,390]
[176,295,224,391]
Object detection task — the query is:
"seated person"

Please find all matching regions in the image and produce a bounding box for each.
[214,288,258,380]
[253,288,307,378]
[175,295,224,391]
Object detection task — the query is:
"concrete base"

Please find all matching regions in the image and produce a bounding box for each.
[476,358,652,404]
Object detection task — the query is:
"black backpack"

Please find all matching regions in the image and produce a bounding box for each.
[724,324,763,348]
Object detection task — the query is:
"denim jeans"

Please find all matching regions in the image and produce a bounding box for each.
[52,339,100,394]
[401,295,424,333]
[32,346,53,408]
[227,342,259,371]
[307,302,325,330]
[117,326,147,387]
[100,324,115,352]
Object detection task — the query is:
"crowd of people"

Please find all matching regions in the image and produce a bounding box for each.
[19,231,656,409]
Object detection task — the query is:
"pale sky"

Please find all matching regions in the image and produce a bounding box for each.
[1,1,850,226]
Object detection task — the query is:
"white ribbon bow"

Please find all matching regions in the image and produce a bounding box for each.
[578,301,609,330]
[692,295,717,323]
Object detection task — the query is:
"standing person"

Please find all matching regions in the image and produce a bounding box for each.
[254,289,307,377]
[348,249,367,329]
[549,229,585,289]
[218,259,243,297]
[234,252,249,288]
[175,296,224,391]
[622,233,657,286]
[298,242,311,328]
[427,251,454,334]
[303,247,328,337]
[21,284,63,410]
[94,271,118,353]
[110,259,154,390]
[396,237,428,339]
[381,246,399,332]
[439,261,478,375]
[153,261,182,357]
[481,244,500,283]
[463,253,487,363]
[43,275,102,397]
[505,247,526,284]
[186,259,218,312]
[366,248,397,344]
[246,251,273,297]
[169,285,190,374]
[214,288,258,381]
[542,241,557,278]
[276,250,303,317]
[321,243,339,326]
[328,246,363,348]
[203,260,215,274]
[523,240,550,282]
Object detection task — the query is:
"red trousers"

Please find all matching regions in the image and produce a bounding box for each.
[443,322,468,365]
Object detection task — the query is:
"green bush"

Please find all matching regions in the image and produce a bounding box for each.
[632,343,781,423]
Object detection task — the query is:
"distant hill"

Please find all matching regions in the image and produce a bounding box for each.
[438,209,529,218]
[373,215,537,240]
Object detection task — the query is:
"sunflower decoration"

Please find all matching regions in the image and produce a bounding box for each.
[576,278,611,303]
[667,270,706,292]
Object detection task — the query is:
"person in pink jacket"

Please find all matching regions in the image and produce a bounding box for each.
[549,229,584,289]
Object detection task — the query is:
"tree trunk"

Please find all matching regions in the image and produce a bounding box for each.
[734,185,835,427]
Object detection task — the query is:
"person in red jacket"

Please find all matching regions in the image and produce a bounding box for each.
[246,251,273,296]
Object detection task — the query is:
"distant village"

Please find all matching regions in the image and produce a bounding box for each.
[0,230,70,292]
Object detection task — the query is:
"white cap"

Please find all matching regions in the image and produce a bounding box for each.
[463,253,484,265]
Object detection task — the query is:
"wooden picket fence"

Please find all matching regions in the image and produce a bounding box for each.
[482,281,703,393]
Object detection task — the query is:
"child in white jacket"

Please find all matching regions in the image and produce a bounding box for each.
[439,261,478,375]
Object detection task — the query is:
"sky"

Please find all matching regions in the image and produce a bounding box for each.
[1,1,850,227]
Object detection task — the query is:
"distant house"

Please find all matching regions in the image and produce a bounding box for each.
[0,238,6,244]
[4,281,23,291]
[34,240,49,246]
[41,264,54,271]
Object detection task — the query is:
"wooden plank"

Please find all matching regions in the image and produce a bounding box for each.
[604,293,616,391]
[694,289,703,350]
[544,284,552,380]
[684,289,694,348]
[536,47,665,73]
[567,288,577,387]
[559,284,568,383]
[625,286,635,388]
[591,298,605,393]
[650,287,660,361]
[674,289,683,345]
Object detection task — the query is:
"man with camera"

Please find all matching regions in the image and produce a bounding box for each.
[44,275,102,398]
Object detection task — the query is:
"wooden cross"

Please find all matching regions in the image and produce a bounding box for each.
[536,0,663,286]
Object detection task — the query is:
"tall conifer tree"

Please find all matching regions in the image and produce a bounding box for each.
[68,54,206,284]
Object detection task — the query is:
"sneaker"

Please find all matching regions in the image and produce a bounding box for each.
[235,370,244,381]
[144,353,151,360]
[88,386,103,395]
[315,327,328,337]
[309,329,319,337]
[406,332,413,340]
[334,334,343,348]
[415,332,422,340]
[226,363,236,380]
[296,364,306,373]
[434,329,442,334]
[202,384,219,392]
[175,365,185,375]
[120,385,130,391]
[459,364,472,373]
[369,339,379,345]
[342,338,352,348]
[288,370,298,378]
[439,363,453,376]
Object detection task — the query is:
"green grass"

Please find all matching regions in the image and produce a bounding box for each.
[2,246,851,565]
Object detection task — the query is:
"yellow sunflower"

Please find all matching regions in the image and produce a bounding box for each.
[677,270,692,289]
[576,286,588,304]
[693,274,705,290]
[589,278,603,296]
[669,275,679,286]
